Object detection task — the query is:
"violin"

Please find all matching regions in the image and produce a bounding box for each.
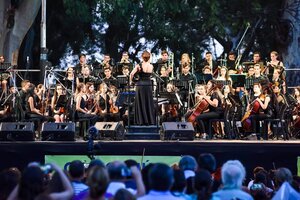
[109,93,119,114]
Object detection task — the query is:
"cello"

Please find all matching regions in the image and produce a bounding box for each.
[241,94,264,131]
[187,85,218,123]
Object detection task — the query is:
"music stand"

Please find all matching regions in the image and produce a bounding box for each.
[117,75,129,90]
[230,74,246,88]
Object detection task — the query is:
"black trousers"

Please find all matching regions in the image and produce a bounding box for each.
[196,111,223,134]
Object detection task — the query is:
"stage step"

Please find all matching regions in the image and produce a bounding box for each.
[125,125,161,140]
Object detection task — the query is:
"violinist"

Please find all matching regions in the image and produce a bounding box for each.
[34,84,45,113]
[75,83,98,125]
[271,69,286,94]
[85,82,98,115]
[96,83,111,121]
[51,84,66,122]
[292,87,300,124]
[107,85,120,122]
[161,83,181,123]
[25,84,48,131]
[195,80,223,139]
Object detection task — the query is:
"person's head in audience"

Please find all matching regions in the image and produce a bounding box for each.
[148,163,174,192]
[292,176,300,192]
[141,163,154,193]
[274,167,293,189]
[68,160,85,181]
[46,171,64,194]
[179,155,198,173]
[107,161,129,181]
[0,167,21,200]
[170,169,186,193]
[197,153,216,174]
[114,188,136,200]
[194,169,213,200]
[125,159,138,168]
[18,166,46,200]
[250,183,269,200]
[221,160,246,189]
[86,166,110,199]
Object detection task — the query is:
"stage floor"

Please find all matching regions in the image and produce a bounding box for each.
[0,139,299,177]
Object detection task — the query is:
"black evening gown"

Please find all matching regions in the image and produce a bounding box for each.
[134,69,155,125]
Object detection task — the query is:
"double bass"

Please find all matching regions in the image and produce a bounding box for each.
[187,85,218,123]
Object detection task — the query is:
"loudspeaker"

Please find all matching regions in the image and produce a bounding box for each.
[94,122,125,140]
[41,122,75,141]
[161,122,195,141]
[0,122,35,141]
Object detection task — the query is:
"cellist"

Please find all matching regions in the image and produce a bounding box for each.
[195,80,224,139]
[244,82,273,139]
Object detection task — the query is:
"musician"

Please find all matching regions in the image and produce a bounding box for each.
[19,80,31,114]
[199,52,218,76]
[51,84,66,122]
[64,66,76,92]
[34,84,46,113]
[75,53,90,76]
[161,83,181,123]
[120,51,132,64]
[108,85,120,122]
[253,64,269,88]
[227,51,236,71]
[179,62,197,106]
[216,66,232,86]
[159,66,170,92]
[0,55,9,93]
[96,83,111,121]
[195,80,223,139]
[292,87,300,122]
[25,84,48,125]
[122,65,130,76]
[252,51,265,72]
[75,83,98,125]
[100,54,115,71]
[247,83,273,139]
[194,84,206,104]
[155,50,169,73]
[202,65,212,75]
[103,67,119,88]
[267,51,284,76]
[77,66,98,86]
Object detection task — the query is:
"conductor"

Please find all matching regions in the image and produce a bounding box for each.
[130,51,155,125]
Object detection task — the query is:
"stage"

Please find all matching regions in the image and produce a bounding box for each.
[0,139,299,178]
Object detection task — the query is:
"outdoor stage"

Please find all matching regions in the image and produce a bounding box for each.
[0,139,299,178]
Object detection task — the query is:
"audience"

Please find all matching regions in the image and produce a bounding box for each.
[2,154,299,200]
[212,160,254,200]
[68,160,89,197]
[138,163,183,200]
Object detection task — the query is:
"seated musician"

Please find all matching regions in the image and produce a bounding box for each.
[34,84,45,108]
[85,82,98,115]
[19,80,31,117]
[155,50,169,73]
[292,87,300,130]
[252,51,265,72]
[195,84,206,103]
[202,65,212,74]
[216,66,232,86]
[0,55,9,94]
[64,66,76,92]
[161,83,181,123]
[75,53,90,76]
[103,67,119,88]
[199,52,218,77]
[75,83,98,125]
[96,83,111,121]
[122,65,130,76]
[159,66,170,91]
[195,80,224,139]
[227,51,236,72]
[107,85,120,122]
[253,64,269,88]
[25,84,48,129]
[245,82,273,139]
[267,51,284,75]
[77,66,98,85]
[271,68,286,94]
[51,84,66,122]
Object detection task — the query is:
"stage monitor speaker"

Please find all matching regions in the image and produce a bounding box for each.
[0,122,35,141]
[94,122,125,140]
[41,122,75,141]
[161,122,195,141]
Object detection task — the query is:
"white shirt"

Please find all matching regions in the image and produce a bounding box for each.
[106,181,136,197]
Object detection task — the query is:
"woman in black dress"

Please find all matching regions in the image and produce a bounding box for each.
[130,51,155,125]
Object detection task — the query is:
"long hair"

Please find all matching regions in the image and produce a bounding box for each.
[86,166,110,199]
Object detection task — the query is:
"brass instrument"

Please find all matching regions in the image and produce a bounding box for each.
[168,52,174,80]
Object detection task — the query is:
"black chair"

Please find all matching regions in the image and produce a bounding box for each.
[263,104,288,140]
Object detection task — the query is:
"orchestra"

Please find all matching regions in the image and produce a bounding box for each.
[1,49,300,140]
